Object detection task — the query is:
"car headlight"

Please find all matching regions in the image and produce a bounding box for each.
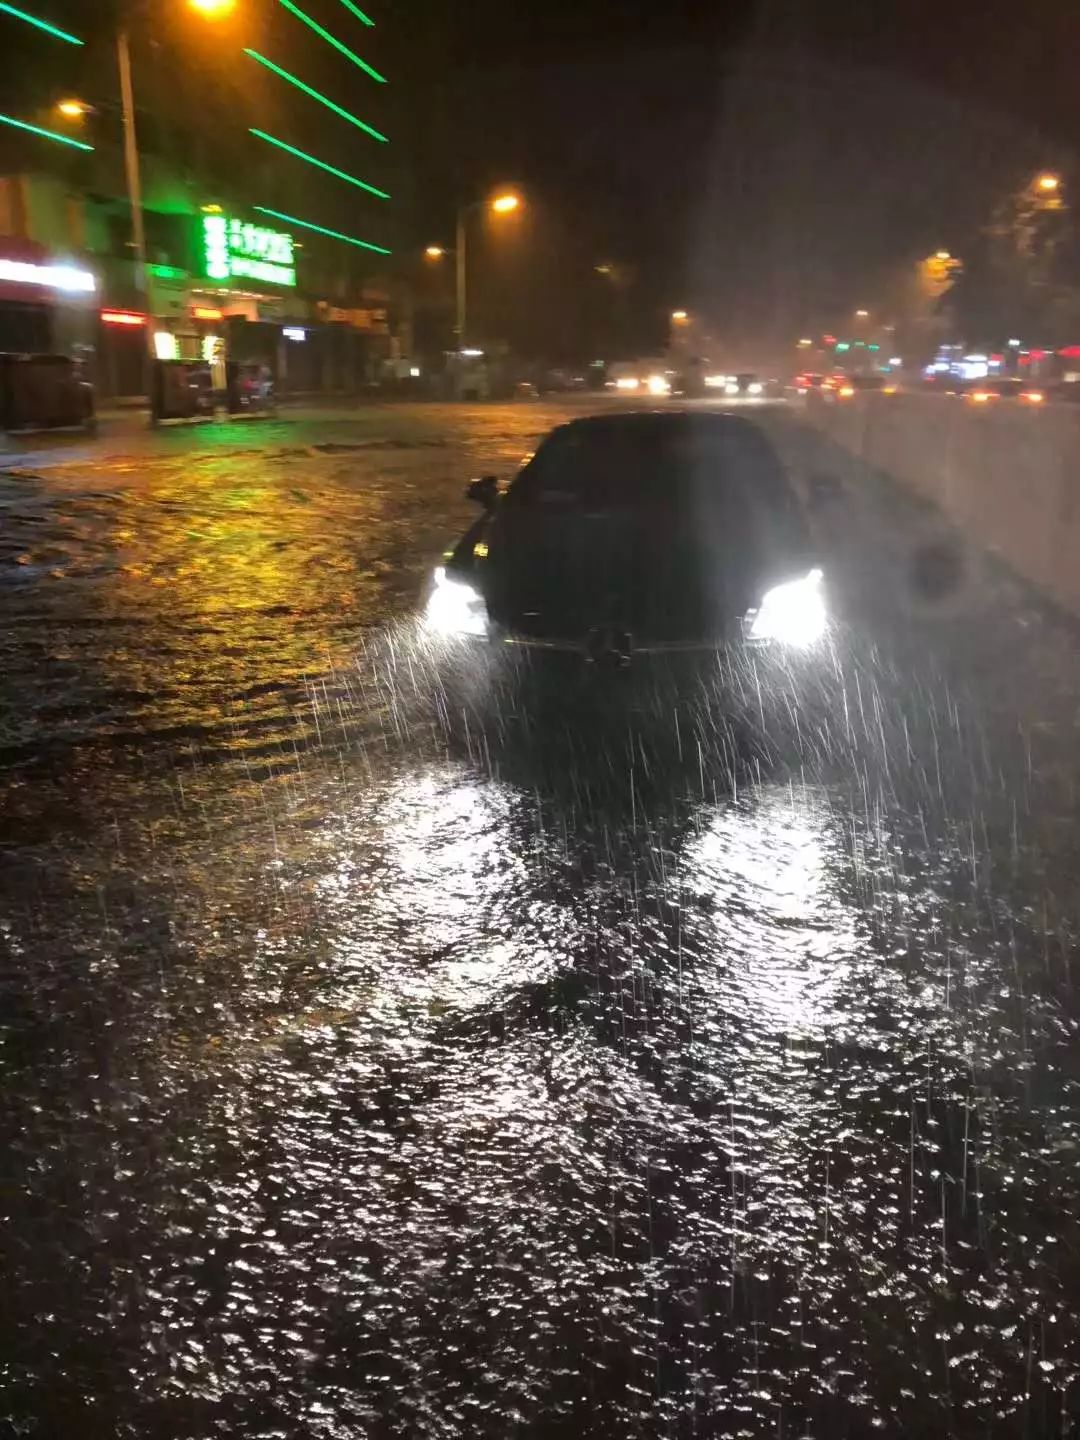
[747,568,826,647]
[424,566,489,637]
[646,374,670,395]
[724,383,740,397]
[748,381,764,396]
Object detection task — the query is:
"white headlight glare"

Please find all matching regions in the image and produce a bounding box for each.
[724,382,740,397]
[424,566,489,637]
[748,568,826,647]
[748,381,764,395]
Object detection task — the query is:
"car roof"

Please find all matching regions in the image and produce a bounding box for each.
[555,410,772,441]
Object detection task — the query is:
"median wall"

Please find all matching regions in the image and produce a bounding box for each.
[811,394,1080,616]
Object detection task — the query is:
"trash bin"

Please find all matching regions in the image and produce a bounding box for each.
[150,360,215,424]
[0,352,95,433]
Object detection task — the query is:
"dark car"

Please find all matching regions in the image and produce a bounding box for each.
[964,376,1046,406]
[423,412,827,662]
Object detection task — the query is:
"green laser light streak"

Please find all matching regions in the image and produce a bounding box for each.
[253,205,391,255]
[0,111,93,150]
[276,0,385,82]
[243,49,387,142]
[249,129,389,198]
[0,1,83,44]
[338,0,374,23]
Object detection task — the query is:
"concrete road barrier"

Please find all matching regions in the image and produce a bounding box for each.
[808,392,1080,615]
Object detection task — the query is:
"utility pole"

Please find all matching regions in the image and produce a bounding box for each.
[455,204,466,346]
[116,28,148,304]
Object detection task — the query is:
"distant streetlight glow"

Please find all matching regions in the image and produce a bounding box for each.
[57,99,91,119]
[935,249,951,261]
[425,245,445,259]
[491,192,520,214]
[1037,172,1061,192]
[855,308,869,318]
[187,0,236,14]
[797,337,813,347]
[671,309,689,322]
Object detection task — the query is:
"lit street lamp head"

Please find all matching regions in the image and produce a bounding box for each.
[424,245,445,259]
[671,310,689,322]
[1037,172,1061,192]
[935,249,951,261]
[491,193,521,214]
[57,99,91,119]
[855,308,869,318]
[188,0,237,16]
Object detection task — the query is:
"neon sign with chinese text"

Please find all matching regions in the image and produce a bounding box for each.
[200,212,296,289]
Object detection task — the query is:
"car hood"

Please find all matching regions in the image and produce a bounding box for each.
[476,505,810,644]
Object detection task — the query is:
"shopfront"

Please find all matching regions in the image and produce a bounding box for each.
[141,207,300,390]
[0,238,97,357]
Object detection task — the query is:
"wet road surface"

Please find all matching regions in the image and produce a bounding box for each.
[2,402,1079,1437]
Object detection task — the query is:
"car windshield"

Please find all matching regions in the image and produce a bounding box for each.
[514,421,795,510]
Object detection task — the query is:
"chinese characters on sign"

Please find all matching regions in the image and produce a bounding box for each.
[201,212,297,288]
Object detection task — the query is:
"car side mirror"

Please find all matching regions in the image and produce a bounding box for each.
[466,475,499,511]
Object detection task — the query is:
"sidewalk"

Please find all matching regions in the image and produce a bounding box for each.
[0,397,395,471]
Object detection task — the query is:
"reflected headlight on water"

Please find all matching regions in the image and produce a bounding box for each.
[747,568,827,647]
[424,566,489,637]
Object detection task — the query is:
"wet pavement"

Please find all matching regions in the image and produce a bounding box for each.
[2,401,1079,1438]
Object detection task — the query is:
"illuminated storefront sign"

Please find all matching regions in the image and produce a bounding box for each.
[201,212,296,288]
[0,257,95,292]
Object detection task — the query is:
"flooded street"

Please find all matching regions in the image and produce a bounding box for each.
[2,402,1079,1438]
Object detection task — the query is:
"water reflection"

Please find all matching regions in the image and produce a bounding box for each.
[4,407,1080,1435]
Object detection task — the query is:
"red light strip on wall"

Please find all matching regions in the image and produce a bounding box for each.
[101,309,147,326]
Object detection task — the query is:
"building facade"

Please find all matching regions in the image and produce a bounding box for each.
[0,0,402,400]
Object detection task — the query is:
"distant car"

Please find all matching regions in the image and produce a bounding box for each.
[832,373,899,401]
[607,360,672,397]
[423,411,827,663]
[965,377,1046,405]
[724,372,765,398]
[794,371,824,393]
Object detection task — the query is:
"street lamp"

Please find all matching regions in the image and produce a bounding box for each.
[855,308,869,319]
[671,309,689,323]
[453,188,524,346]
[1036,172,1061,193]
[115,1,239,313]
[57,98,92,119]
[935,249,951,261]
[424,245,445,260]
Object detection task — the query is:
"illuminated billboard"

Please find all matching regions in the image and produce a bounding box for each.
[200,212,296,289]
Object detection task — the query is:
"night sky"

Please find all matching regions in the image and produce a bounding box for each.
[2,0,1076,358]
[392,0,1077,357]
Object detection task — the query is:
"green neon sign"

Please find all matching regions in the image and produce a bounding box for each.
[0,110,93,150]
[0,2,83,45]
[201,212,296,288]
